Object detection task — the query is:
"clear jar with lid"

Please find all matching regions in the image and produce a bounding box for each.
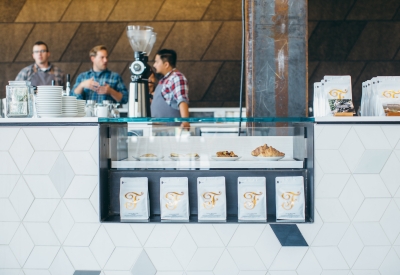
[6,81,34,118]
[85,100,95,117]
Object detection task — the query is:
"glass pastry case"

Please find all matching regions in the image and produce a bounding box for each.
[98,117,314,224]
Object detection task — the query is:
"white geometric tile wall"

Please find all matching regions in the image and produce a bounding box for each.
[1,124,400,274]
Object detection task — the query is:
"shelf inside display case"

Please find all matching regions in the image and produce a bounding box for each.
[99,119,314,224]
[112,158,304,169]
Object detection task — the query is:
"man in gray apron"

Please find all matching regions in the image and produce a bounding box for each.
[151,49,189,128]
[16,41,64,87]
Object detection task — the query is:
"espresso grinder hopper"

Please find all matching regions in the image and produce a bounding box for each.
[126,25,157,117]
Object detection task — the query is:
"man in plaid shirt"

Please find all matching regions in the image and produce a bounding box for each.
[152,49,189,128]
[71,45,128,104]
[16,41,64,87]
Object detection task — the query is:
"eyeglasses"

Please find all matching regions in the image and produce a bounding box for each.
[33,50,48,54]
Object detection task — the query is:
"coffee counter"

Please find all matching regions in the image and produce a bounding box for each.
[0,117,399,274]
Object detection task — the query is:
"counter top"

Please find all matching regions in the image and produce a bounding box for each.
[0,117,98,123]
[315,116,400,123]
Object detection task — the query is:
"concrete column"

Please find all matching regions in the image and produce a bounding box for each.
[246,0,308,117]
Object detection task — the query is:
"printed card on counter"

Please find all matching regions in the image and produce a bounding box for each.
[197,177,226,221]
[120,177,150,222]
[160,177,189,220]
[275,176,305,222]
[238,177,267,221]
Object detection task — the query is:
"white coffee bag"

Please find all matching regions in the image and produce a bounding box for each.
[197,177,226,221]
[238,177,267,220]
[160,177,189,220]
[276,176,305,221]
[120,177,149,221]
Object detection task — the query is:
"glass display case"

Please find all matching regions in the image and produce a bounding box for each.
[99,117,314,223]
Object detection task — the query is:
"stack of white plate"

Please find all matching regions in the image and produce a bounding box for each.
[36,86,62,117]
[77,100,86,117]
[62,96,77,117]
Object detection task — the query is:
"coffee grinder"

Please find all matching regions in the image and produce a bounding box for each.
[126,25,157,117]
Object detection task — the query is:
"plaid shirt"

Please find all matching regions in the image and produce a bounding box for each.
[71,68,128,104]
[15,63,64,87]
[159,69,189,110]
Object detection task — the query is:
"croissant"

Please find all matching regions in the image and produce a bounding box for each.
[251,144,285,157]
[216,151,238,157]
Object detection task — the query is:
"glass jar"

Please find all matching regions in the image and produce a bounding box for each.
[6,81,34,118]
[85,100,95,117]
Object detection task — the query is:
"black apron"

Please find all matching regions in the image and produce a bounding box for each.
[150,83,181,118]
[30,68,56,87]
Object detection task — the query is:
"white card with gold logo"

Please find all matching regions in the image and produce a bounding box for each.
[238,177,266,221]
[160,177,189,220]
[275,176,305,221]
[197,177,226,221]
[120,177,150,221]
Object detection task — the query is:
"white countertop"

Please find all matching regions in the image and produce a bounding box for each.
[315,116,400,122]
[0,117,98,123]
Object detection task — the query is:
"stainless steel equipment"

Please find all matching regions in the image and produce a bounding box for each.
[126,25,157,117]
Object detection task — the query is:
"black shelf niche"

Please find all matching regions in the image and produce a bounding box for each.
[100,169,313,224]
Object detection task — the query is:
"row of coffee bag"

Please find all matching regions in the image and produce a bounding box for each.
[360,76,400,116]
[313,75,354,117]
[120,176,305,222]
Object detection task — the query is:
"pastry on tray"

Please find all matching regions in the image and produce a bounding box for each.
[216,151,238,157]
[140,153,157,157]
[170,153,199,158]
[251,144,285,157]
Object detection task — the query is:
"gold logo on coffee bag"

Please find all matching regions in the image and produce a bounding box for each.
[203,191,222,209]
[165,192,184,210]
[125,192,144,210]
[243,191,263,209]
[329,89,347,99]
[383,90,400,98]
[281,191,301,210]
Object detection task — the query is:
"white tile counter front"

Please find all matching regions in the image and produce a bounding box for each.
[1,119,400,274]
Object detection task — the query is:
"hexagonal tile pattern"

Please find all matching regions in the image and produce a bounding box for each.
[352,246,390,270]
[9,224,34,266]
[0,175,20,198]
[90,226,115,269]
[0,152,20,175]
[354,126,391,150]
[49,248,75,275]
[380,201,400,243]
[316,199,350,222]
[312,223,349,246]
[64,152,98,175]
[379,248,400,275]
[146,248,183,271]
[353,198,390,222]
[64,199,98,223]
[315,125,351,150]
[354,222,390,246]
[9,177,34,220]
[353,150,391,174]
[0,222,19,244]
[213,224,238,246]
[0,199,20,221]
[255,225,282,269]
[24,222,60,245]
[213,250,239,275]
[228,247,265,271]
[186,224,224,248]
[104,223,141,247]
[316,174,350,198]
[130,224,155,246]
[0,127,19,151]
[380,153,400,196]
[64,247,100,270]
[23,152,60,175]
[8,130,34,172]
[270,247,308,271]
[24,199,59,222]
[145,224,182,248]
[171,226,197,269]
[23,128,60,151]
[229,224,266,247]
[49,153,75,197]
[64,127,98,151]
[0,246,20,269]
[24,175,60,199]
[315,150,350,174]
[104,247,142,271]
[311,247,349,270]
[296,249,323,275]
[353,174,391,198]
[381,126,400,148]
[49,128,74,150]
[130,250,157,275]
[63,175,97,199]
[339,128,365,172]
[64,223,100,246]
[339,176,365,220]
[338,225,364,268]
[49,201,74,243]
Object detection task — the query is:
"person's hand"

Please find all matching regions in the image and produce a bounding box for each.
[181,121,190,130]
[97,84,110,95]
[81,77,100,92]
